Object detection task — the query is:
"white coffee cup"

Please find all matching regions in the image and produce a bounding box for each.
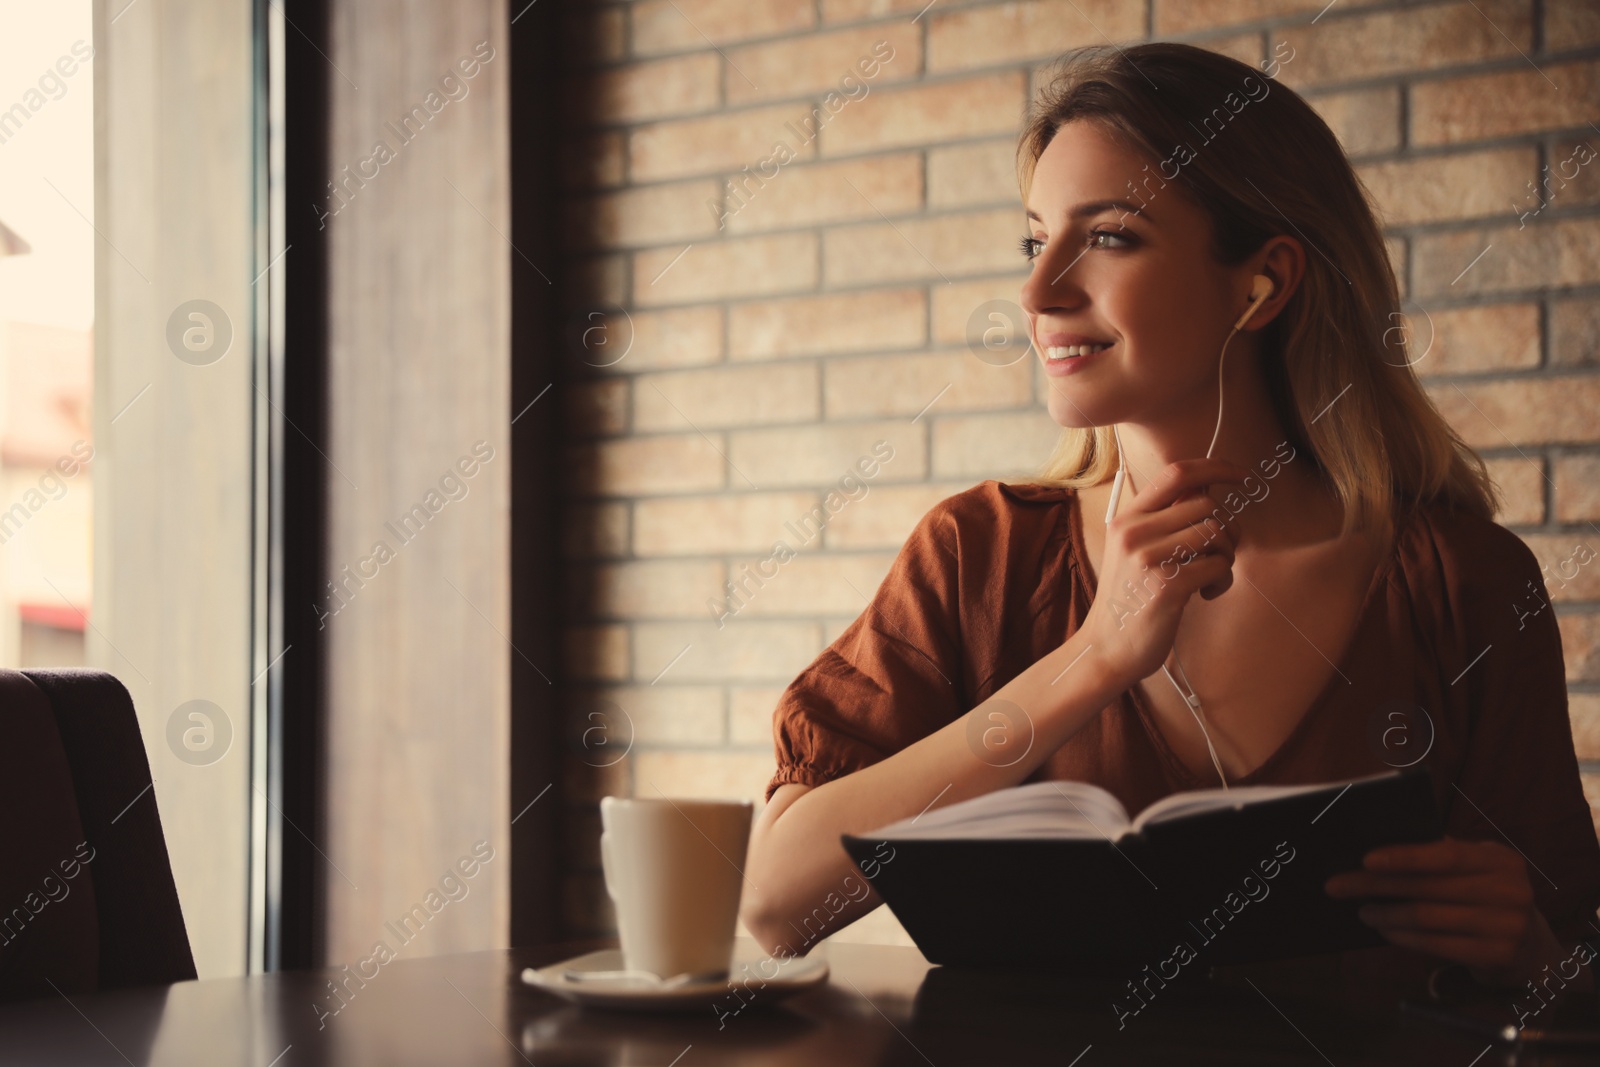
[599,796,753,980]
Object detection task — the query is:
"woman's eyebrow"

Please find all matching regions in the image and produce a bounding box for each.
[1025,199,1149,224]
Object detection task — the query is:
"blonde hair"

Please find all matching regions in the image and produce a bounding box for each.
[1017,43,1498,544]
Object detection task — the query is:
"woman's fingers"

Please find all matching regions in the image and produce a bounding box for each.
[1114,495,1240,580]
[1363,839,1518,875]
[1357,900,1529,938]
[1326,869,1532,908]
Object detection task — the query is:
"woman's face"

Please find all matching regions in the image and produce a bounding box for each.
[1020,119,1248,431]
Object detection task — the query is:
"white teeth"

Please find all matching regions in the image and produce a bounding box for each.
[1044,342,1111,360]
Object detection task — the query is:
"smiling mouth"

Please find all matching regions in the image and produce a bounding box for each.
[1044,342,1112,361]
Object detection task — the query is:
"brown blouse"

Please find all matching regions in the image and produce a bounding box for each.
[767,480,1600,943]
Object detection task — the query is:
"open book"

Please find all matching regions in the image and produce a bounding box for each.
[843,768,1441,968]
[871,777,1369,842]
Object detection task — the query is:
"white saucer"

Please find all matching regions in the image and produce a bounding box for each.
[521,944,829,1012]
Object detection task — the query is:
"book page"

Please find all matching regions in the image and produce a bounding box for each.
[867,780,1132,841]
[1128,771,1399,835]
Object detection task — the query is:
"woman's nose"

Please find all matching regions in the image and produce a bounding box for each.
[1020,246,1088,319]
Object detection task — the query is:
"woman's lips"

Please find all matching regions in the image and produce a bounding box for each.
[1042,341,1113,375]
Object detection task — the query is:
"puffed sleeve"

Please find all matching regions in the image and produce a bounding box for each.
[765,497,971,802]
[1442,519,1600,943]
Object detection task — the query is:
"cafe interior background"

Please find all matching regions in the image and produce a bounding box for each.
[0,0,1597,981]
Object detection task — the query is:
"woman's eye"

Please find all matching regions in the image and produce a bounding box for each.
[1087,228,1135,250]
[1019,229,1134,262]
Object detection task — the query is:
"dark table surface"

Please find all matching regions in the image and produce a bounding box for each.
[0,935,1590,1066]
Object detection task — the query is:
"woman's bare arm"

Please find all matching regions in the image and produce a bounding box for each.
[739,627,1126,957]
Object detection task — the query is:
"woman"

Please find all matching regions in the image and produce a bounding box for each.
[740,42,1600,996]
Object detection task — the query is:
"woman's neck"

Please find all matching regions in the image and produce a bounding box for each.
[1105,357,1340,551]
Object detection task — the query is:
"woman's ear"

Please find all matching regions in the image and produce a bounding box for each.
[1244,235,1306,330]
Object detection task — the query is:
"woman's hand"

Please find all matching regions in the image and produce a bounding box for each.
[1078,458,1248,689]
[1325,838,1580,988]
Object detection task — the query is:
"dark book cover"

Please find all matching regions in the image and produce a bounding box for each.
[842,768,1441,969]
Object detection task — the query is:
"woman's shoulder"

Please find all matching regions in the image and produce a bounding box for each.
[912,479,1079,540]
[1395,499,1554,612]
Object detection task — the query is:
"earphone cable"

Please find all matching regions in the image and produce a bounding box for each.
[1104,321,1244,791]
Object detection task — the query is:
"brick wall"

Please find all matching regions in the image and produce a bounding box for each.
[550,0,1600,943]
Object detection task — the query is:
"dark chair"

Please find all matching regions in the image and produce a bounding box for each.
[0,668,196,997]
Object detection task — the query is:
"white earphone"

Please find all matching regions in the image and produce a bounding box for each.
[1103,273,1274,790]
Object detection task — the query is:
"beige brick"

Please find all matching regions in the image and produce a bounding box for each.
[560,132,626,190]
[1546,138,1600,212]
[631,0,816,57]
[1486,456,1545,526]
[729,287,927,360]
[564,179,723,251]
[929,138,1020,209]
[1196,32,1265,68]
[725,24,919,107]
[1550,297,1600,368]
[723,154,923,236]
[825,349,1033,419]
[634,363,820,432]
[569,559,727,619]
[561,6,627,65]
[562,501,631,559]
[1429,378,1600,450]
[820,616,860,646]
[927,1,1145,73]
[1555,455,1600,522]
[820,71,1027,157]
[821,482,971,549]
[588,305,724,373]
[634,232,818,306]
[564,624,631,681]
[1276,1,1529,90]
[1359,148,1535,228]
[1546,0,1600,50]
[1307,87,1402,157]
[932,277,1030,346]
[1409,302,1540,376]
[930,410,1065,479]
[565,377,630,437]
[1413,218,1600,297]
[564,434,727,496]
[634,490,826,555]
[573,685,726,747]
[823,0,930,21]
[722,551,898,617]
[1154,0,1384,35]
[630,103,821,184]
[568,53,720,126]
[730,686,786,745]
[1525,534,1600,602]
[1562,613,1600,684]
[825,208,1026,287]
[633,621,822,683]
[1412,60,1600,147]
[632,749,779,805]
[729,422,926,487]
[1572,692,1600,762]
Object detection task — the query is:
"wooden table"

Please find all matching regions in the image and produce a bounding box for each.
[0,936,1588,1065]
